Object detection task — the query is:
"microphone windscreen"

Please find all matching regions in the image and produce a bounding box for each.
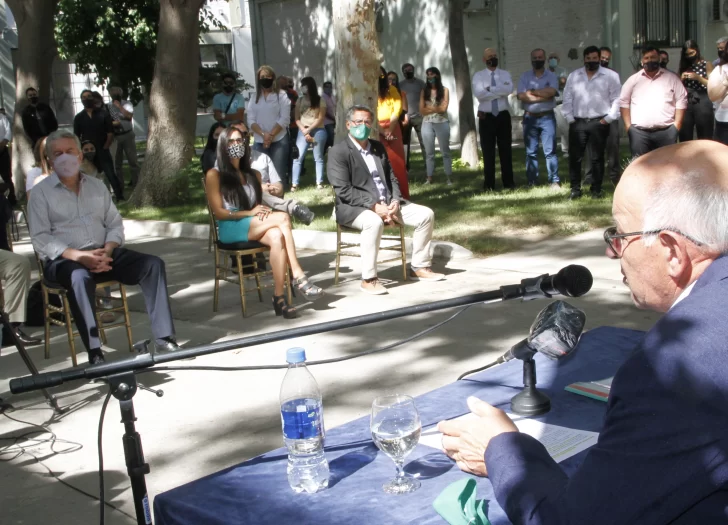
[528,300,587,359]
[555,265,593,297]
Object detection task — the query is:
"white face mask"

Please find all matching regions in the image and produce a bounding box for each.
[54,153,81,179]
[301,86,309,95]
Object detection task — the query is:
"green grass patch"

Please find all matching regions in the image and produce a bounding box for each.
[119,146,623,257]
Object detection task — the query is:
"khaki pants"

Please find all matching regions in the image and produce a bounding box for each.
[350,203,434,280]
[0,251,30,323]
[262,193,297,215]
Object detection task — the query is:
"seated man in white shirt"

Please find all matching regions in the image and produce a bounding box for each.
[327,105,444,295]
[226,121,314,225]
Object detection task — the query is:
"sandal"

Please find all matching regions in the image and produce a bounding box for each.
[294,275,324,300]
[272,295,297,319]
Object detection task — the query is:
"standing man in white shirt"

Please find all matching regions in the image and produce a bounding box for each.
[0,110,15,206]
[472,48,515,191]
[562,46,621,200]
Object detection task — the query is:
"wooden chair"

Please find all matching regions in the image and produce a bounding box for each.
[201,178,292,317]
[331,189,407,285]
[34,252,134,367]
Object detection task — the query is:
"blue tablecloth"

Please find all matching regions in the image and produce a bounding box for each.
[154,326,645,525]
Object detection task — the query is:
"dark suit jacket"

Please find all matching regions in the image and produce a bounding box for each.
[21,103,59,147]
[326,136,404,227]
[486,255,728,524]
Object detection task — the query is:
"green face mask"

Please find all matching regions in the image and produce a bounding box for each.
[349,123,371,140]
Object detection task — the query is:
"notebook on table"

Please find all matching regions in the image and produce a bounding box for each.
[565,377,613,402]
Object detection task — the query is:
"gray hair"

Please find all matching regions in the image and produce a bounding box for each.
[45,129,82,160]
[346,105,374,122]
[642,171,728,253]
[109,86,123,98]
[717,37,728,45]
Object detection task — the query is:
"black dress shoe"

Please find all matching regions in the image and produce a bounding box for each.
[14,327,42,346]
[88,349,106,365]
[292,204,315,225]
[155,338,196,359]
[590,190,604,199]
[569,190,582,200]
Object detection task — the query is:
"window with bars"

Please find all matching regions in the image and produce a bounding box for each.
[633,0,697,48]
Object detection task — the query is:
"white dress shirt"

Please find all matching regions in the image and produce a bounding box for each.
[671,282,695,310]
[472,67,514,114]
[250,149,281,185]
[0,113,12,142]
[562,66,622,123]
[246,90,291,143]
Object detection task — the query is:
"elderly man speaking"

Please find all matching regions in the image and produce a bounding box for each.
[439,140,728,524]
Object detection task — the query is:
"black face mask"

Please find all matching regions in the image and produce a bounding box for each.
[644,61,660,72]
[659,61,668,69]
[83,152,95,161]
[486,58,498,68]
[688,55,698,63]
[260,78,274,89]
[112,95,122,102]
[403,71,414,79]
[82,99,95,109]
[531,60,545,70]
[223,84,235,93]
[585,61,600,71]
[29,96,39,105]
[600,60,610,68]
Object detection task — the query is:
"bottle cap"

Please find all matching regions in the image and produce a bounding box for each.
[286,347,306,364]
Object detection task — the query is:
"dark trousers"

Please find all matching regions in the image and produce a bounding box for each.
[585,119,621,184]
[715,121,728,145]
[569,118,610,193]
[45,247,174,352]
[679,90,715,142]
[95,148,124,199]
[403,115,425,170]
[627,126,678,157]
[479,112,514,190]
[0,148,15,205]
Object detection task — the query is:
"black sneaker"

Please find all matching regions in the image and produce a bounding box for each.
[292,204,315,225]
[88,349,106,365]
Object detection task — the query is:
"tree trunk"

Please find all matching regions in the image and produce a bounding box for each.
[6,0,58,200]
[448,0,479,168]
[331,0,382,141]
[128,0,204,207]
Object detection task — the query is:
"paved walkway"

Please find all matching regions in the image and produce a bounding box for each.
[0,227,661,524]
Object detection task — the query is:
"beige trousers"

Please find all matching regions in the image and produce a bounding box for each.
[350,203,435,280]
[0,251,31,323]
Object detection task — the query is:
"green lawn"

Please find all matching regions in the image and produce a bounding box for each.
[118,147,625,256]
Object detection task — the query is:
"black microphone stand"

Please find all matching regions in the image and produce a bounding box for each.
[0,310,62,414]
[510,355,551,416]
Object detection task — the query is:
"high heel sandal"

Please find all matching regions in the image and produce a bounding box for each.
[272,295,297,319]
[294,275,324,300]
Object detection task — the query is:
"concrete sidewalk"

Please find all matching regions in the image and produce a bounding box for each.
[0,227,660,524]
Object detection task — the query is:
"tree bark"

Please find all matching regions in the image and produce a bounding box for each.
[128,0,205,207]
[6,0,58,200]
[448,0,479,168]
[331,0,382,141]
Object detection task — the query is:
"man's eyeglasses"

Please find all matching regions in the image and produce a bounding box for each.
[350,119,372,126]
[603,226,704,258]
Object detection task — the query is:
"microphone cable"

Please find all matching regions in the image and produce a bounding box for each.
[457,357,503,381]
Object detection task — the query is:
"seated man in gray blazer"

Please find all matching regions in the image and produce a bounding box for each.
[327,105,444,295]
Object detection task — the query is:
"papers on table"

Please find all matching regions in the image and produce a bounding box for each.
[420,412,598,463]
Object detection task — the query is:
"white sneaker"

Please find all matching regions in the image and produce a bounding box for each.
[446,179,453,186]
[424,179,432,185]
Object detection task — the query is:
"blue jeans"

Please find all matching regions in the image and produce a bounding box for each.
[253,134,290,183]
[292,127,327,186]
[421,121,453,178]
[523,114,559,184]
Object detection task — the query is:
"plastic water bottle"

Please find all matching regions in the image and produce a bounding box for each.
[280,347,329,493]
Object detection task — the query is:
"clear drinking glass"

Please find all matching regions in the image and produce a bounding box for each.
[370,394,422,494]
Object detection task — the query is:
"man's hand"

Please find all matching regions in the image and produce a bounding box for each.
[76,249,113,273]
[438,397,518,477]
[388,200,400,215]
[373,202,390,220]
[600,118,609,125]
[113,100,122,108]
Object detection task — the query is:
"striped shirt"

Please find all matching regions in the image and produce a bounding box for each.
[28,172,124,261]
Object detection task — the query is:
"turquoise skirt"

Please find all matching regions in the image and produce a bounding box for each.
[218,216,254,243]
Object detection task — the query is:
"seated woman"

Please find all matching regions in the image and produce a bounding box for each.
[201,122,225,175]
[79,140,111,190]
[25,136,51,197]
[205,127,324,318]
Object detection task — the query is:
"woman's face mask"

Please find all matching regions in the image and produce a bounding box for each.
[227,141,246,159]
